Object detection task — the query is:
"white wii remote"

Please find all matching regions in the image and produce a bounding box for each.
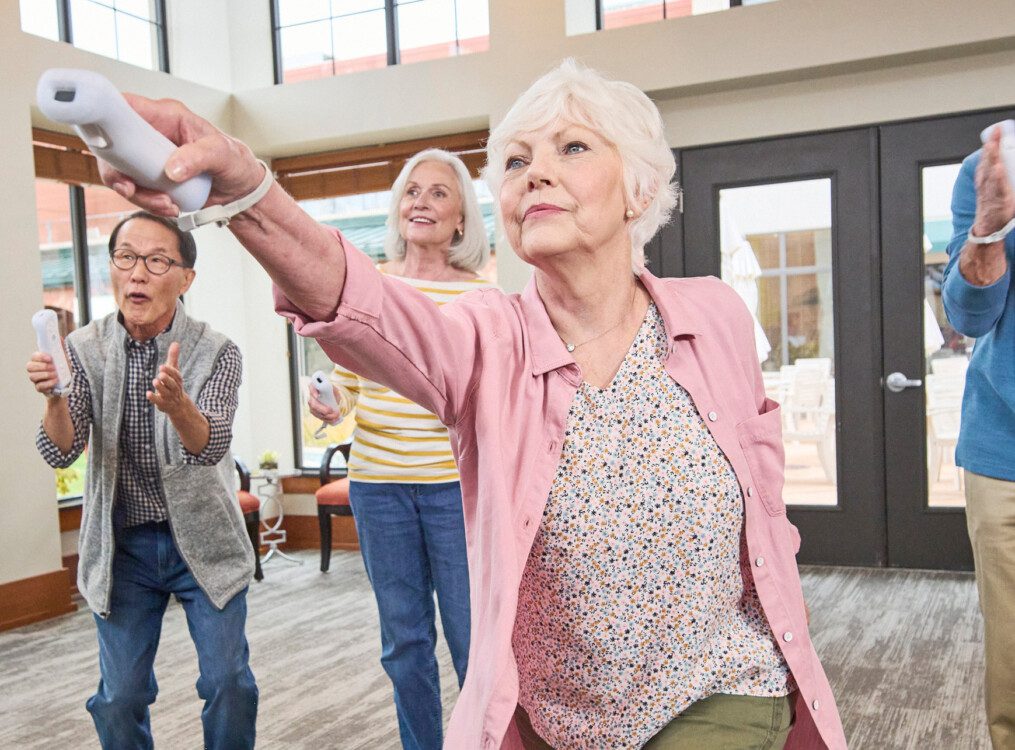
[981,120,1015,190]
[36,68,212,212]
[310,370,342,438]
[311,371,341,412]
[32,309,72,396]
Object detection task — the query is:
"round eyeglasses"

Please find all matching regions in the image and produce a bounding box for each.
[110,250,185,276]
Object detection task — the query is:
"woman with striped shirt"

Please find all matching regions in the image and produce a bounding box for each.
[308,149,494,750]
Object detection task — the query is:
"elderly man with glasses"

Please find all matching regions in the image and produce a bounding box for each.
[25,211,258,750]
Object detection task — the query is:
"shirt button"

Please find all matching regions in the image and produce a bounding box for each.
[523,517,532,529]
[783,631,794,642]
[747,486,754,497]
[755,557,765,567]
[708,411,718,421]
[812,699,821,711]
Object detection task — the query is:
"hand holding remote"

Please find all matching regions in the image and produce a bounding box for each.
[29,309,72,396]
[980,120,1015,192]
[37,69,264,218]
[309,370,345,424]
[37,69,211,212]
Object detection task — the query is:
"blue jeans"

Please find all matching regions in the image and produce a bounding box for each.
[350,481,471,750]
[86,521,258,749]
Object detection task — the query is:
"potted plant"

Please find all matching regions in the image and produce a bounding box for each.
[258,450,279,479]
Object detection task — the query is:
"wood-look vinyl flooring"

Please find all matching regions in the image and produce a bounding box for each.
[0,553,990,749]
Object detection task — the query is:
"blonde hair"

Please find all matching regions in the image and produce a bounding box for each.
[383,149,490,272]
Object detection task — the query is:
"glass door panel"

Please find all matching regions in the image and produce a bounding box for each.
[719,180,836,506]
[921,164,972,509]
[680,128,884,566]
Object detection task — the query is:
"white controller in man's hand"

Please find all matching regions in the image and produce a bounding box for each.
[981,119,1015,191]
[36,68,212,213]
[32,309,72,396]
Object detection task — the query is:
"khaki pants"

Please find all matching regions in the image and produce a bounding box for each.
[514,693,793,749]
[966,470,1015,750]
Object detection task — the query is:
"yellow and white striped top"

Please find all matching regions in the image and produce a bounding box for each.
[332,271,494,484]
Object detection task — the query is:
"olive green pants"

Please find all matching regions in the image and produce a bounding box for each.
[515,693,794,749]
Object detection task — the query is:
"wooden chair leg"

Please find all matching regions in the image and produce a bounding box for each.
[318,507,333,572]
[245,513,263,581]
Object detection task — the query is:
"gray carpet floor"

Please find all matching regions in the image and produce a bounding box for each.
[0,553,990,749]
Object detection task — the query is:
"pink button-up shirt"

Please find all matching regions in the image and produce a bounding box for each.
[277,232,847,750]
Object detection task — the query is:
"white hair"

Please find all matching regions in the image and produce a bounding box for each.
[383,148,490,272]
[483,59,677,270]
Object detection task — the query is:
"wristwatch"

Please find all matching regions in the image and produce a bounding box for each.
[967,215,1015,245]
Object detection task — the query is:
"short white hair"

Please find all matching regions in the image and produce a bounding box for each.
[483,59,677,269]
[384,148,490,272]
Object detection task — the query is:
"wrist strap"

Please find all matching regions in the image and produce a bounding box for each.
[176,159,273,232]
[967,215,1015,245]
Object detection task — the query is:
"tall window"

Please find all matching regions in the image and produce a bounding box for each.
[273,130,491,470]
[588,0,775,32]
[272,0,489,84]
[290,181,497,470]
[19,0,169,72]
[34,131,138,501]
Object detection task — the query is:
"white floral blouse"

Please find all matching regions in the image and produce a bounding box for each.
[512,303,793,750]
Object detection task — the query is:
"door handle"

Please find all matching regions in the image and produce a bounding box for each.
[885,371,923,393]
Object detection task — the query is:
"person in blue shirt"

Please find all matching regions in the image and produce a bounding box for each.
[942,124,1015,750]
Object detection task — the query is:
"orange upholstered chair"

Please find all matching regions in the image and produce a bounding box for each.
[316,443,352,572]
[234,456,263,581]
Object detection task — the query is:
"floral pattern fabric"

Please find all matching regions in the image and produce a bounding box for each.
[513,303,793,749]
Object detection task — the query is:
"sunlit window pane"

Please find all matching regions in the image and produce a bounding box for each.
[397,0,458,64]
[277,0,331,26]
[276,0,488,81]
[113,0,155,21]
[331,9,388,75]
[20,0,60,40]
[115,13,157,69]
[280,20,334,83]
[70,0,118,59]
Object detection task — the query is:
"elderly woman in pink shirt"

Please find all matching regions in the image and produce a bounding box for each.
[103,61,846,750]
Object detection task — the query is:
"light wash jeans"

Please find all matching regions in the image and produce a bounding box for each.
[86,520,258,749]
[350,481,471,750]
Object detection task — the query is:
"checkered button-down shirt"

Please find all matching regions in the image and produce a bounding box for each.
[37,330,242,528]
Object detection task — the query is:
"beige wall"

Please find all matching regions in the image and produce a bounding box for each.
[2,0,1014,588]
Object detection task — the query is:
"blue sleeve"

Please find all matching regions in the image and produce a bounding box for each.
[941,150,1012,338]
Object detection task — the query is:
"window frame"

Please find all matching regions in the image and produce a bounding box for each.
[46,0,170,72]
[593,0,744,30]
[270,0,485,84]
[280,130,489,472]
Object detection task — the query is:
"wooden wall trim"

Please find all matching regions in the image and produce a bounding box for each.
[0,569,77,632]
[278,514,359,553]
[273,129,488,201]
[32,128,101,185]
[59,504,82,532]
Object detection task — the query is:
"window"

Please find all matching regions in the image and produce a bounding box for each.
[276,130,495,470]
[271,0,489,84]
[34,130,139,501]
[577,0,776,33]
[19,0,169,72]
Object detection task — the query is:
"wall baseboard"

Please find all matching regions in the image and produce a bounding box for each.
[278,514,359,553]
[62,554,79,596]
[0,568,77,632]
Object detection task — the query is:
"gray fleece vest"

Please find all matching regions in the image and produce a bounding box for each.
[66,302,253,616]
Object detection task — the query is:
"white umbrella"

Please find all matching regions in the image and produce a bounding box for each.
[720,206,772,362]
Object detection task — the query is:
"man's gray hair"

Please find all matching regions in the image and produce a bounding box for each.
[483,59,677,270]
[383,149,490,272]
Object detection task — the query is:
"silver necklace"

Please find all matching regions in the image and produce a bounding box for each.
[559,287,638,353]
